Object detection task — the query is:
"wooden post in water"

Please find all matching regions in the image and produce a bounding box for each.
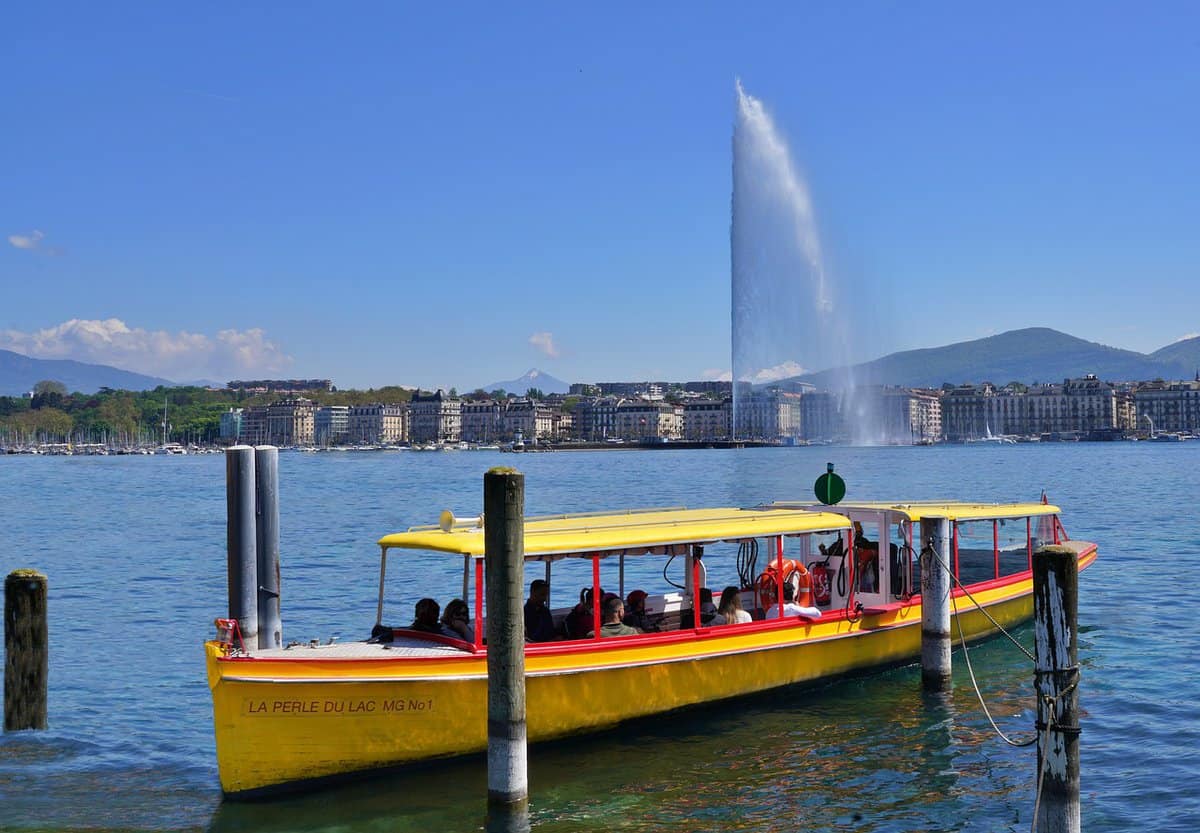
[483,467,528,806]
[255,445,281,650]
[225,445,258,648]
[4,569,48,731]
[919,516,952,691]
[1033,544,1080,833]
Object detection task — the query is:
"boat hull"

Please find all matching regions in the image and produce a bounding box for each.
[208,542,1095,796]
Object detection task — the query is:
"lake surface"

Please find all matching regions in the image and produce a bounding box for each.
[1,444,1197,832]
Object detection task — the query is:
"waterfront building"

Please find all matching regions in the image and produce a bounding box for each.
[939,376,1121,440]
[683,381,733,396]
[575,396,623,441]
[239,406,269,445]
[613,400,682,441]
[868,387,942,444]
[1134,379,1200,434]
[409,390,462,444]
[266,398,316,446]
[940,383,996,441]
[502,398,558,442]
[315,405,350,446]
[219,408,243,442]
[347,404,407,445]
[681,399,731,441]
[460,400,503,444]
[800,392,841,442]
[735,389,802,440]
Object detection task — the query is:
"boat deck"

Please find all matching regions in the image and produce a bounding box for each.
[245,636,468,660]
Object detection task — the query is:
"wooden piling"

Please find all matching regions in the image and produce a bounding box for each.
[483,466,528,806]
[255,445,281,650]
[5,569,48,731]
[225,445,258,647]
[919,516,952,691]
[1033,544,1080,833]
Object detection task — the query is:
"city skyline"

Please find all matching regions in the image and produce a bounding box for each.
[4,3,1198,389]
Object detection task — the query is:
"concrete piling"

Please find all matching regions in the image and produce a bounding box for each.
[4,569,48,731]
[920,516,952,691]
[1033,544,1081,833]
[255,445,281,650]
[225,445,258,648]
[483,467,528,806]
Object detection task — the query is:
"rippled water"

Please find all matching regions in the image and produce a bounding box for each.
[1,444,1197,832]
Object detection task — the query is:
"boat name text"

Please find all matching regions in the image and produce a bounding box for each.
[243,697,434,716]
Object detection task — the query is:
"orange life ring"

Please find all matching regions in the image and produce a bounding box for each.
[756,560,813,609]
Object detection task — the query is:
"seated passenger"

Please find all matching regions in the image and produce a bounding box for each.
[699,587,724,625]
[622,589,660,632]
[564,588,599,640]
[440,598,471,641]
[587,596,641,638]
[410,597,442,634]
[764,583,821,620]
[524,579,557,642]
[717,585,752,624]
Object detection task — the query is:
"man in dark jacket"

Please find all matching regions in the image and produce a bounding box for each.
[524,579,557,642]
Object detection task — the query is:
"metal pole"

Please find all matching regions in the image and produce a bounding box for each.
[255,445,281,650]
[4,569,48,731]
[225,445,258,649]
[1034,545,1081,833]
[920,516,952,691]
[484,467,528,806]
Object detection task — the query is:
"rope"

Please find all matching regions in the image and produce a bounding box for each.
[923,542,1081,829]
[951,587,1039,748]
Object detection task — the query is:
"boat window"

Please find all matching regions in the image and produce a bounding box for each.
[952,521,998,584]
[853,520,882,595]
[995,518,1031,577]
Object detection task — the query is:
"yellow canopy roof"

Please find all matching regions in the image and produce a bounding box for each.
[378,506,852,559]
[768,501,1061,522]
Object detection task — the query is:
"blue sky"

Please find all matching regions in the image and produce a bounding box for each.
[3,2,1197,390]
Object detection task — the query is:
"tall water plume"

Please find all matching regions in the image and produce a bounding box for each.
[730,81,877,442]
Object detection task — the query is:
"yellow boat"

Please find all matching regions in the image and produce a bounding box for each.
[206,500,1095,796]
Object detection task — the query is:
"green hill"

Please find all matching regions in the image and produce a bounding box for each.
[795,327,1195,388]
[1149,336,1200,376]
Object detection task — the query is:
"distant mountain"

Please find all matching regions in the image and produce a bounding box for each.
[0,349,176,396]
[1149,336,1200,375]
[792,328,1197,389]
[481,368,569,395]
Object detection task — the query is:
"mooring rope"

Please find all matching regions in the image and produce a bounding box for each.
[923,542,1082,829]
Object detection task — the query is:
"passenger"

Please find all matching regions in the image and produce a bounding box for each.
[717,586,752,624]
[524,579,557,643]
[587,595,641,638]
[410,597,442,634]
[764,583,821,621]
[622,589,660,632]
[699,587,724,625]
[564,588,599,640]
[440,598,471,641]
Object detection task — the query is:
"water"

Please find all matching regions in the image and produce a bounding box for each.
[1,444,1198,831]
[731,83,881,440]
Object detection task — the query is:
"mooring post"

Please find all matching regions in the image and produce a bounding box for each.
[4,569,48,731]
[920,516,952,691]
[225,445,258,649]
[483,467,528,806]
[255,445,281,650]
[1033,544,1080,833]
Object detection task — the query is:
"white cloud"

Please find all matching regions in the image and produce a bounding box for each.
[1175,333,1200,343]
[748,361,808,384]
[0,318,293,381]
[702,368,733,382]
[8,230,45,250]
[528,331,560,359]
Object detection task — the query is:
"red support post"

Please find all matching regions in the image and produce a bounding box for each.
[993,519,1000,579]
[952,522,960,579]
[474,558,484,647]
[1026,516,1033,570]
[775,536,785,616]
[591,555,601,639]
